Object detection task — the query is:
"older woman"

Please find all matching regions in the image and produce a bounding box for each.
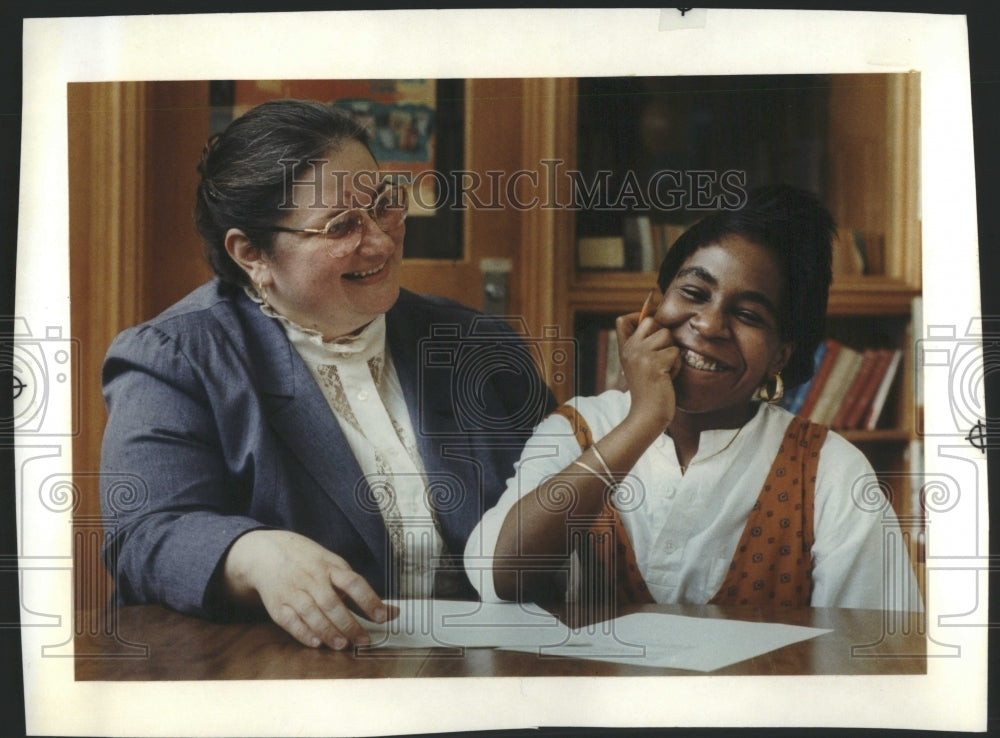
[100,99,554,649]
[467,185,921,611]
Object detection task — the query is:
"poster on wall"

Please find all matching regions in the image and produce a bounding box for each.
[213,78,463,257]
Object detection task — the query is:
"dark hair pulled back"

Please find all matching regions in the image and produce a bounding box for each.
[656,184,836,389]
[194,99,371,287]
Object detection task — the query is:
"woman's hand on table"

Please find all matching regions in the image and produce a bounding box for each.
[222,529,398,649]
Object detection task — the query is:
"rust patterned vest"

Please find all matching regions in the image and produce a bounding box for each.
[551,404,828,607]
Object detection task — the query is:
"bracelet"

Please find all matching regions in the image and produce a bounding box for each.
[571,460,615,488]
[590,443,616,483]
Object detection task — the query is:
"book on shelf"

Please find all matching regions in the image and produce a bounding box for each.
[623,217,643,272]
[862,232,886,276]
[605,329,624,391]
[637,216,656,272]
[864,348,903,430]
[833,228,867,276]
[790,339,903,431]
[625,215,678,272]
[840,348,892,430]
[593,328,624,394]
[810,344,864,425]
[832,228,886,276]
[831,348,881,429]
[798,339,842,420]
[652,222,689,269]
[577,236,626,270]
[580,220,692,273]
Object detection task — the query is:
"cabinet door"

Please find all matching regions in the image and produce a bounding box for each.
[400,79,499,312]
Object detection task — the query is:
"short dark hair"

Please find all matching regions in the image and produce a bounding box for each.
[656,184,836,389]
[194,99,372,287]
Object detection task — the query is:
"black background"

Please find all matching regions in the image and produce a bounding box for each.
[1,2,997,738]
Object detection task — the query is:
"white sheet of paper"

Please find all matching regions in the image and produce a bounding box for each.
[504,612,832,672]
[358,599,571,649]
[361,600,830,672]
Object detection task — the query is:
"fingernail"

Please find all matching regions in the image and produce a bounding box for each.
[374,606,387,622]
[310,636,321,648]
[333,636,348,650]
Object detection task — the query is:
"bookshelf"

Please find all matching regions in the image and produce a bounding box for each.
[516,74,923,574]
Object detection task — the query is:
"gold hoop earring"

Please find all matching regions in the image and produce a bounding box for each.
[758,373,784,404]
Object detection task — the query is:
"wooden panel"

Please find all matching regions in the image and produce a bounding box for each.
[519,77,577,400]
[463,79,527,271]
[827,75,889,242]
[885,72,922,287]
[69,81,213,611]
[146,81,214,318]
[826,72,921,287]
[68,81,152,610]
[399,78,525,311]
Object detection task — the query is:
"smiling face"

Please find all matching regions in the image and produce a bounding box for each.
[228,140,404,339]
[654,234,794,427]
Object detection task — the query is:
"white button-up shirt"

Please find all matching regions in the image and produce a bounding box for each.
[466,393,922,611]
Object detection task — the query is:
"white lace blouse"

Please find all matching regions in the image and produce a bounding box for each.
[251,291,460,598]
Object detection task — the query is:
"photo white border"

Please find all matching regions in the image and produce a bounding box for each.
[16,8,986,735]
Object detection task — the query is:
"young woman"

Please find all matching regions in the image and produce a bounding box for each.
[466,185,921,611]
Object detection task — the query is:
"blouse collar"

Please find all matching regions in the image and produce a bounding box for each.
[657,401,769,467]
[245,286,386,361]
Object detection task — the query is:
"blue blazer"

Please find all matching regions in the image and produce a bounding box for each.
[100,280,555,618]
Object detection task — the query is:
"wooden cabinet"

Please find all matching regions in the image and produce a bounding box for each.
[515,75,924,559]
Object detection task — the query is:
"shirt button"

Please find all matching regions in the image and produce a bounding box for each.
[663,540,677,554]
[358,390,369,401]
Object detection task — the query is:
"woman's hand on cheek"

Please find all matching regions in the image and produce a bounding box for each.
[616,313,681,435]
[222,529,397,649]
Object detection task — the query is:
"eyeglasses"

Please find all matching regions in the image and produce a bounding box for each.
[261,183,408,257]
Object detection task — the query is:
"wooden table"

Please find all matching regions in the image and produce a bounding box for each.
[74,603,926,680]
